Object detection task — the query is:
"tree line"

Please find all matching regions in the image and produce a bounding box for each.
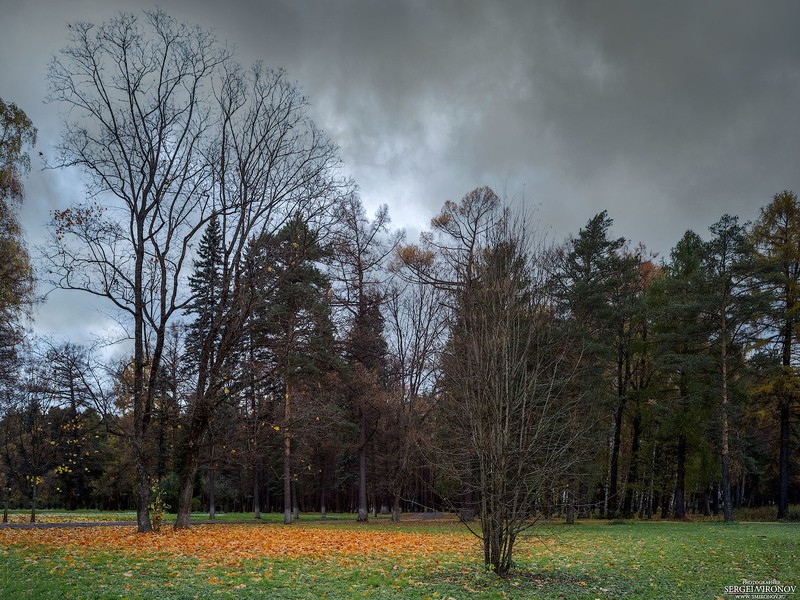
[0,9,798,576]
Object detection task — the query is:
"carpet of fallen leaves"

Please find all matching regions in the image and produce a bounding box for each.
[0,523,480,567]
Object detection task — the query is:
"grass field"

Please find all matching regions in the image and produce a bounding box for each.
[0,514,797,599]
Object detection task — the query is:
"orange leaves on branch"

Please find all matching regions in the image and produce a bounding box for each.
[52,205,103,238]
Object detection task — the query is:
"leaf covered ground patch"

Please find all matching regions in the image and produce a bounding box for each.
[0,522,479,565]
[0,519,797,599]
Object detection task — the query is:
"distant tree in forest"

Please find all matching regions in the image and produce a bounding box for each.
[750,191,800,519]
[331,195,401,522]
[381,281,447,521]
[253,216,337,524]
[553,211,649,519]
[703,214,761,522]
[648,231,716,519]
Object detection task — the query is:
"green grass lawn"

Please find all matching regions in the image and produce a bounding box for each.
[0,516,797,599]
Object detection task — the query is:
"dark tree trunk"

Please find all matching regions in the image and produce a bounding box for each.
[660,491,670,519]
[175,412,209,529]
[721,390,733,522]
[391,492,401,522]
[135,458,152,533]
[291,478,299,520]
[175,451,200,529]
[320,472,327,520]
[608,397,625,519]
[720,317,734,522]
[702,488,711,516]
[674,433,687,519]
[284,384,292,525]
[482,516,515,576]
[208,466,216,521]
[778,400,790,519]
[133,229,152,534]
[30,480,37,523]
[778,308,792,519]
[357,412,368,522]
[565,484,575,525]
[253,466,261,519]
[622,411,642,518]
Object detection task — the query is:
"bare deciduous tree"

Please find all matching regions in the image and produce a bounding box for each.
[441,228,587,574]
[173,61,345,529]
[399,187,589,575]
[378,281,447,520]
[43,10,228,532]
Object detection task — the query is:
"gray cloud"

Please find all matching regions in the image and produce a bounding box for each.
[3,0,800,338]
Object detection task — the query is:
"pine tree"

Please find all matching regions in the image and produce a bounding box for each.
[555,211,647,518]
[252,215,337,524]
[702,214,761,522]
[750,191,800,519]
[345,293,387,522]
[648,231,715,518]
[185,215,224,370]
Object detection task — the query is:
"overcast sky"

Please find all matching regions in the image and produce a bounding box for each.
[3,0,800,343]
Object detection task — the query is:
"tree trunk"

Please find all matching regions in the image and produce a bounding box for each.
[357,411,368,522]
[291,478,299,520]
[778,399,790,519]
[135,457,152,533]
[674,433,687,519]
[779,309,792,519]
[30,480,37,524]
[391,492,401,522]
[208,466,216,521]
[482,515,515,576]
[133,229,152,534]
[608,396,625,519]
[283,383,293,525]
[317,456,327,519]
[320,479,327,520]
[720,336,733,522]
[622,411,642,518]
[175,449,200,529]
[565,485,575,525]
[461,466,476,521]
[174,412,209,529]
[253,466,261,519]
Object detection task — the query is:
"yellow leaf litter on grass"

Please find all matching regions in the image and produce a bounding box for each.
[0,524,480,566]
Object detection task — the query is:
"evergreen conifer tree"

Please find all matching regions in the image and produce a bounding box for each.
[185,215,224,370]
[252,215,336,524]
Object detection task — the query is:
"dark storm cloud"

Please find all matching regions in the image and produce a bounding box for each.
[2,0,800,338]
[223,0,800,254]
